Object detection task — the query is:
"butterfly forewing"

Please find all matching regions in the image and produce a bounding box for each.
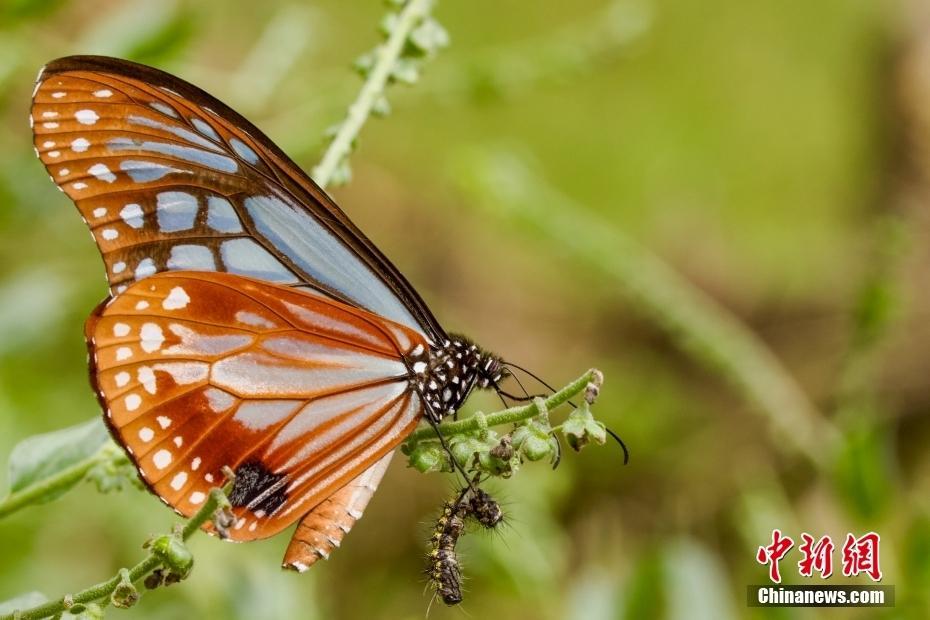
[32,55,445,342]
[86,271,427,541]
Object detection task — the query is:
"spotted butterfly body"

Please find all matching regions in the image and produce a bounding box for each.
[31,56,506,570]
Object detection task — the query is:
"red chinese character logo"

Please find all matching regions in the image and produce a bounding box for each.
[842,532,882,581]
[798,533,834,578]
[756,529,794,583]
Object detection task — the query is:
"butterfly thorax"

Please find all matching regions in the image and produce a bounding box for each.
[407,335,504,422]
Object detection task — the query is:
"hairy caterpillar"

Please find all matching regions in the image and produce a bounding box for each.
[426,485,505,606]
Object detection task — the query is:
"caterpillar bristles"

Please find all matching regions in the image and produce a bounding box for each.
[425,484,507,606]
[426,496,468,606]
[467,488,503,529]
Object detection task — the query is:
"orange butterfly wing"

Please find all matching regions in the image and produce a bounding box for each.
[31,55,444,341]
[86,271,427,541]
[282,451,394,571]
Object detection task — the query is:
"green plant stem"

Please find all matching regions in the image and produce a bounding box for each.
[0,442,118,520]
[407,369,595,442]
[312,0,435,188]
[0,488,229,620]
[455,152,840,466]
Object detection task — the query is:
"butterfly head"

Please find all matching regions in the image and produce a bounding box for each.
[411,335,506,422]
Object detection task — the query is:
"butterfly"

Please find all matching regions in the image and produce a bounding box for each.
[29,55,519,572]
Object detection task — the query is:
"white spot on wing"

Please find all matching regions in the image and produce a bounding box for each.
[170,471,187,490]
[140,322,165,353]
[93,89,113,98]
[135,258,156,280]
[139,427,154,442]
[153,449,172,469]
[164,324,252,356]
[113,322,130,337]
[88,163,116,183]
[190,491,205,505]
[71,137,90,152]
[115,371,130,387]
[92,207,107,218]
[235,311,276,329]
[75,109,99,125]
[157,415,172,429]
[152,362,209,385]
[204,387,236,412]
[138,366,157,394]
[101,228,118,241]
[116,347,133,361]
[125,393,141,411]
[120,203,144,228]
[162,286,190,310]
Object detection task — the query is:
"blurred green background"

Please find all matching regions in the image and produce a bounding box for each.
[1,0,929,618]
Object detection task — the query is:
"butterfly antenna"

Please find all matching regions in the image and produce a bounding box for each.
[495,388,549,402]
[506,367,534,399]
[504,361,559,395]
[606,427,630,465]
[504,361,578,409]
[494,367,549,403]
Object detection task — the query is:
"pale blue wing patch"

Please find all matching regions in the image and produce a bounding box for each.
[242,195,420,332]
[220,239,299,284]
[32,64,438,341]
[156,192,198,232]
[206,197,243,233]
[230,138,260,165]
[167,244,216,271]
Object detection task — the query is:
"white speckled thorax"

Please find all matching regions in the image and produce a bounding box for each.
[406,335,503,422]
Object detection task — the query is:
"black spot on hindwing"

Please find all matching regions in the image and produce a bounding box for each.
[229,461,288,514]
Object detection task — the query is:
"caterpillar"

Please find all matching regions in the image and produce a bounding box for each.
[467,488,503,529]
[426,485,505,606]
[427,497,467,606]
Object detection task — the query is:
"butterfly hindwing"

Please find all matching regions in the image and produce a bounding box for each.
[282,452,394,571]
[86,271,426,541]
[32,55,444,342]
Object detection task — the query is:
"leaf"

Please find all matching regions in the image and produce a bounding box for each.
[0,591,47,615]
[408,18,450,56]
[562,402,607,451]
[8,418,110,502]
[86,451,144,494]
